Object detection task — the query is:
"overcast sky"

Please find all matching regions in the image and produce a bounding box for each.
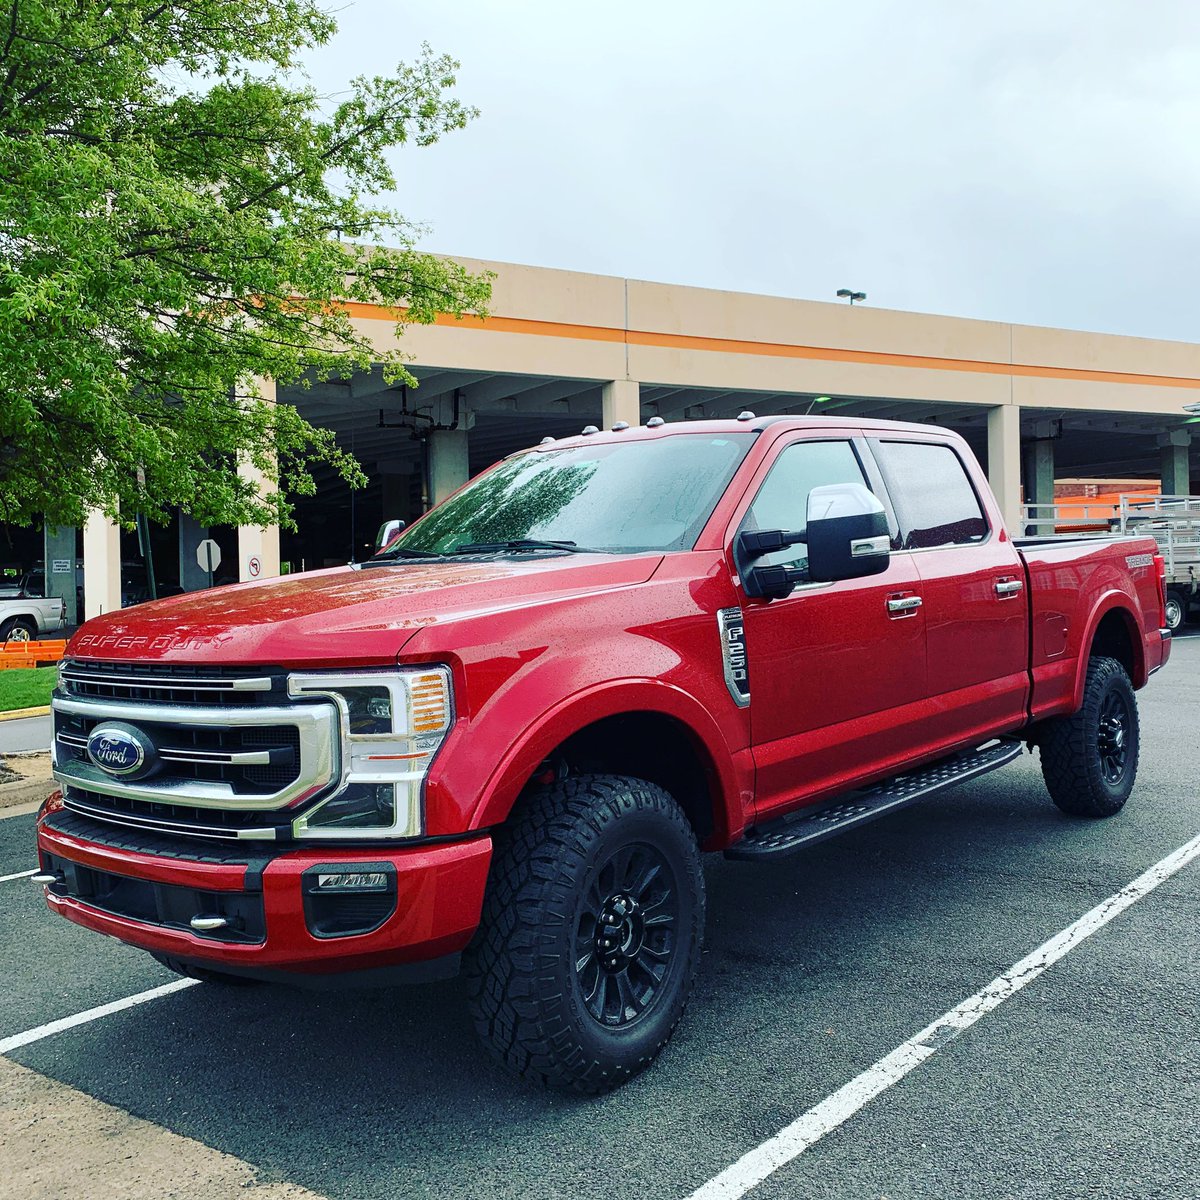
[305,1,1200,343]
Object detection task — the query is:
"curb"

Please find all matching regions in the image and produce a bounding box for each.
[0,706,51,722]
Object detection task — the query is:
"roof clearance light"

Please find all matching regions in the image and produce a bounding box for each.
[737,411,756,421]
[581,425,599,435]
[646,417,665,428]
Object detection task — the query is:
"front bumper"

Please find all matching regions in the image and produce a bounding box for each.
[36,805,492,980]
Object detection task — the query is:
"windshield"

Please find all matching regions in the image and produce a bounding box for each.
[384,433,755,557]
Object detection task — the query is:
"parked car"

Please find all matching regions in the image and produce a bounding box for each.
[36,416,1170,1092]
[0,591,65,641]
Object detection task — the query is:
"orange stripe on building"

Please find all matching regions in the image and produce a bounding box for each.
[339,301,1200,391]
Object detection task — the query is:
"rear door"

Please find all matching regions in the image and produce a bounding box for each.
[868,437,1029,747]
[732,434,928,820]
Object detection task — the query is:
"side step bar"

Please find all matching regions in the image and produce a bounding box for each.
[725,739,1025,861]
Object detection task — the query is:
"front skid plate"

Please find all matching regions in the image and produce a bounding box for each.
[725,740,1025,861]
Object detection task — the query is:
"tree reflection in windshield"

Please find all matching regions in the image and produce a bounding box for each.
[389,434,754,556]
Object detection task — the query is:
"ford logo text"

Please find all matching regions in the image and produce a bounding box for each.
[86,723,154,778]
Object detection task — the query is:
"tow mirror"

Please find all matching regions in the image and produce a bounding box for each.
[374,519,406,553]
[737,483,890,600]
[804,483,890,583]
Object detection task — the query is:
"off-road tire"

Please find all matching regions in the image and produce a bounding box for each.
[464,774,705,1094]
[150,952,260,986]
[1039,655,1139,818]
[0,617,36,643]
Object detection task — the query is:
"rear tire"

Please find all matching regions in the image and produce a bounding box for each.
[1039,655,1139,818]
[0,617,36,642]
[464,774,705,1094]
[150,952,260,986]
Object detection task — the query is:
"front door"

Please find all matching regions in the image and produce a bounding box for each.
[733,435,928,821]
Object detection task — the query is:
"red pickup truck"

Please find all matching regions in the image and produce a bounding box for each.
[36,415,1170,1093]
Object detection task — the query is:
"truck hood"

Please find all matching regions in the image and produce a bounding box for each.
[68,553,663,668]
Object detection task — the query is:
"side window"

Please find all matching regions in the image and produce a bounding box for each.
[872,441,989,550]
[742,440,870,570]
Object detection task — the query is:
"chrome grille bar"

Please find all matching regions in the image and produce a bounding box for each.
[52,695,337,810]
[60,667,273,692]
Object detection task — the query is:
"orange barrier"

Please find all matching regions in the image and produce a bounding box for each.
[0,639,67,669]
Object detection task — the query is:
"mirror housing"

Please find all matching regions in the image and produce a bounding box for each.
[804,483,890,582]
[374,519,406,553]
[738,482,890,600]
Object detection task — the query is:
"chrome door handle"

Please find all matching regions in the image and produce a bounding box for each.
[887,595,923,615]
[995,579,1023,598]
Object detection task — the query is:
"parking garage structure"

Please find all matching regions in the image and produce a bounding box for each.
[17,257,1200,619]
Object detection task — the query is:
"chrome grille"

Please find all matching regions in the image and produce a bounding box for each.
[59,659,280,708]
[55,714,302,795]
[51,661,340,839]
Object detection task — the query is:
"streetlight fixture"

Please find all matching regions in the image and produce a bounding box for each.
[836,288,866,305]
[1183,402,1200,413]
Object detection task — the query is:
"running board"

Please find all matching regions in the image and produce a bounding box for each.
[725,740,1025,861]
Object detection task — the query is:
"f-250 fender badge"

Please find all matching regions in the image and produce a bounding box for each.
[717,607,750,708]
[1125,553,1153,569]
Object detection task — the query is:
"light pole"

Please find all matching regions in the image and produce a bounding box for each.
[836,288,866,305]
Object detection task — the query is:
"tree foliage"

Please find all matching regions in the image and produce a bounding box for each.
[0,1,491,529]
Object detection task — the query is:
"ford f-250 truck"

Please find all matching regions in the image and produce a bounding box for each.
[35,415,1170,1093]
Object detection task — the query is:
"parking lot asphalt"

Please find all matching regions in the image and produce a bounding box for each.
[2,640,1198,1200]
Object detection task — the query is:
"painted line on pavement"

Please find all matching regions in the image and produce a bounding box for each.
[0,868,37,884]
[0,979,199,1056]
[684,830,1200,1200]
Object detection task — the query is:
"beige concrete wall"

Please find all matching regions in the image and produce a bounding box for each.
[343,256,1200,416]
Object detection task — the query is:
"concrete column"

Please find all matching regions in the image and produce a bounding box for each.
[428,429,470,506]
[83,510,120,619]
[1022,433,1056,535]
[1159,430,1192,496]
[43,524,78,626]
[987,404,1023,535]
[178,512,210,592]
[237,377,281,582]
[602,379,640,429]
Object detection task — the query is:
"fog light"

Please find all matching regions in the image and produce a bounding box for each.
[315,872,389,892]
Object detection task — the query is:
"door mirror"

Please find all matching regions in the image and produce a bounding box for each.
[804,483,890,582]
[737,483,890,600]
[374,519,406,553]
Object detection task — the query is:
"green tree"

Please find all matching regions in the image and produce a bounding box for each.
[0,1,491,530]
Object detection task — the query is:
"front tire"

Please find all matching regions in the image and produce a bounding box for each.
[1039,656,1139,818]
[464,774,705,1094]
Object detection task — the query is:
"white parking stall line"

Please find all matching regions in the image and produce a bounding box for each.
[0,868,38,884]
[0,979,199,1056]
[685,830,1200,1200]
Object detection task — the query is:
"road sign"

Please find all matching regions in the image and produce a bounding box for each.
[196,539,221,574]
[247,556,262,579]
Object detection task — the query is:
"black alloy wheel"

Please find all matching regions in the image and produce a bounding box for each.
[1096,690,1132,786]
[575,842,678,1028]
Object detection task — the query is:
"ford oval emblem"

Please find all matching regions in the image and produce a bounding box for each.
[86,723,155,778]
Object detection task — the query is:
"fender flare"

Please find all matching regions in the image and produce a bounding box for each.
[469,677,744,843]
[1071,592,1146,709]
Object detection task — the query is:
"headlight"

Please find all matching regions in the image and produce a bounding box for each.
[287,668,453,840]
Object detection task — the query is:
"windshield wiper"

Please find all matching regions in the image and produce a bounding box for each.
[448,539,595,555]
[360,547,448,566]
